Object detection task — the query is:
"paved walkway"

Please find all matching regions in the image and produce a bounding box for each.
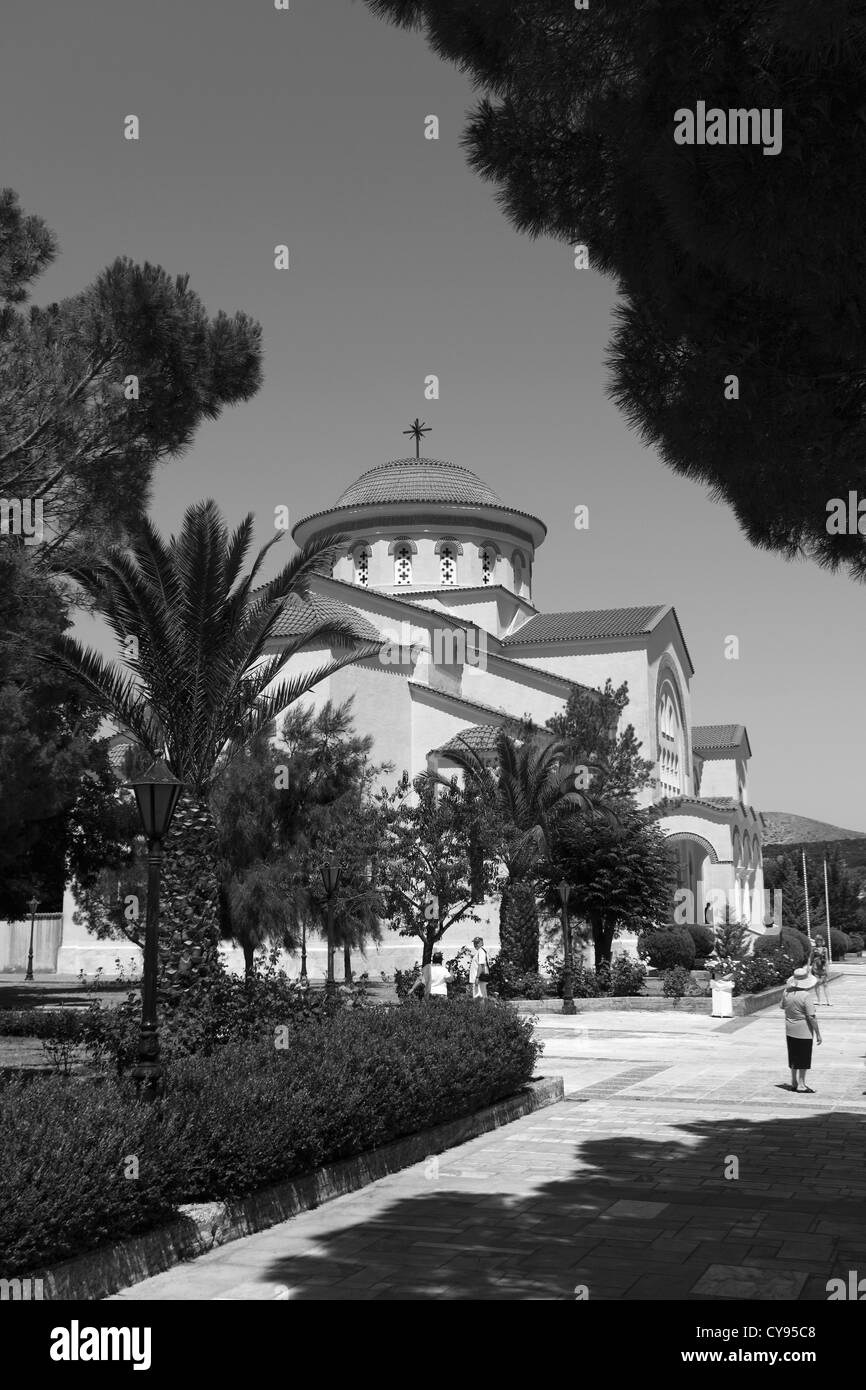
[113,967,866,1301]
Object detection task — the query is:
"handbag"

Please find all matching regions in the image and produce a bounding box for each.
[476,950,490,983]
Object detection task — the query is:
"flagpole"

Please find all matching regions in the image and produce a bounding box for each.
[823,855,833,964]
[802,850,812,943]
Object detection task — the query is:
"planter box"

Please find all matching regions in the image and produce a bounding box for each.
[510,983,788,1016]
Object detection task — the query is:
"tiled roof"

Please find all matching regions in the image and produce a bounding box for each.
[437,725,509,757]
[336,458,502,508]
[270,592,381,642]
[502,606,665,645]
[692,724,750,755]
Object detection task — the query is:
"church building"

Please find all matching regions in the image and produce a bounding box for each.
[52,449,767,977]
[270,451,767,965]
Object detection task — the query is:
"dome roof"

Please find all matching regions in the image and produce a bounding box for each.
[336,458,503,509]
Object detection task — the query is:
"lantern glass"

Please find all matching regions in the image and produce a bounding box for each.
[130,760,184,840]
[557,880,571,907]
[320,854,342,897]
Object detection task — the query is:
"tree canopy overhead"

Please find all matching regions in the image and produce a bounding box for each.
[0,188,262,559]
[365,0,866,580]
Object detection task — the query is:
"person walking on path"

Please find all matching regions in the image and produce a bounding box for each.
[781,964,822,1092]
[410,951,452,1000]
[469,936,490,1001]
[811,934,831,1006]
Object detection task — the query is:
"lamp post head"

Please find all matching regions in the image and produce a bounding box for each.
[129,759,184,841]
[27,895,39,915]
[320,851,342,897]
[557,879,571,907]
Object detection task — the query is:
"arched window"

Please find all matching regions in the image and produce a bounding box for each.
[354,546,370,587]
[394,545,412,585]
[480,547,494,586]
[513,551,524,594]
[439,544,456,585]
[656,678,685,797]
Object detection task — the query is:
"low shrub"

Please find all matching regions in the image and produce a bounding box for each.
[829,929,851,958]
[545,955,605,998]
[0,1073,181,1274]
[661,965,693,998]
[685,924,715,961]
[783,928,811,967]
[488,954,552,999]
[0,1009,88,1040]
[0,999,539,1276]
[847,932,865,954]
[82,952,350,1071]
[640,929,696,971]
[393,962,422,1001]
[733,949,798,996]
[610,956,647,997]
[755,929,808,968]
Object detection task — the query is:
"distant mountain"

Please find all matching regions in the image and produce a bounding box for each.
[762,812,866,885]
[761,811,866,848]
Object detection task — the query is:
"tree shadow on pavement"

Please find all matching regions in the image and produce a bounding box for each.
[258,1109,866,1300]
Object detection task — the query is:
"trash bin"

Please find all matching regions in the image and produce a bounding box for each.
[711,978,734,1018]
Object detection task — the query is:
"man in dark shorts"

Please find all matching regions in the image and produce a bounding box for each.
[782,964,823,1092]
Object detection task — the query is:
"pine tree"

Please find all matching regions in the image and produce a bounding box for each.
[0,187,262,562]
[365,1,866,582]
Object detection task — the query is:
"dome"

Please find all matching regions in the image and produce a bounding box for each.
[335,458,503,510]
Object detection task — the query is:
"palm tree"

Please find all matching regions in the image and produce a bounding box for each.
[444,729,611,973]
[44,499,377,991]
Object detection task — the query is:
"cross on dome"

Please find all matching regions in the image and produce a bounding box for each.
[402,418,432,459]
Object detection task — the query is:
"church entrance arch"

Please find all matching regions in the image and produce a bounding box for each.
[667,831,719,926]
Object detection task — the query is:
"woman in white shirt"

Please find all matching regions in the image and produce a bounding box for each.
[469,936,490,1000]
[411,951,452,999]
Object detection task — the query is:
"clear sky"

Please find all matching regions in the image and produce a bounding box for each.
[4,0,863,827]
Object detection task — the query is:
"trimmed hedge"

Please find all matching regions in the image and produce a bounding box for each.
[685,924,715,961]
[0,1009,88,1040]
[829,928,851,958]
[753,929,809,969]
[0,999,539,1275]
[640,929,696,971]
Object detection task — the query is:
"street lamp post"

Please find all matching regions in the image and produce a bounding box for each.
[128,759,184,1097]
[558,880,576,1016]
[320,852,342,996]
[24,896,39,981]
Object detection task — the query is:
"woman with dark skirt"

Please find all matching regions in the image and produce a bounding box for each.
[782,964,823,1092]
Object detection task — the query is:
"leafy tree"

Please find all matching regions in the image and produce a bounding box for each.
[365,1,866,582]
[818,845,866,937]
[42,501,377,988]
[543,680,675,966]
[0,188,262,561]
[379,773,495,965]
[764,845,866,939]
[0,185,263,918]
[544,807,676,969]
[443,728,604,972]
[211,702,387,977]
[0,547,127,917]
